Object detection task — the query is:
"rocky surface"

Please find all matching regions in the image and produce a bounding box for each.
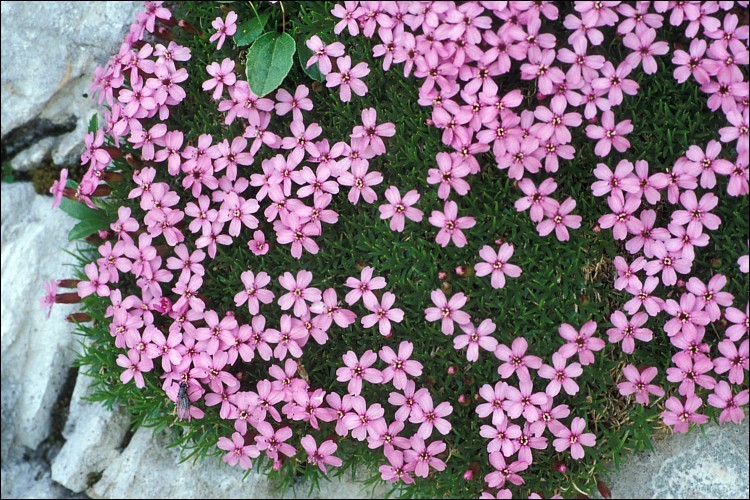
[0,1,141,170]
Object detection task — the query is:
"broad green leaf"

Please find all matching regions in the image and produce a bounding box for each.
[245,32,296,97]
[87,113,98,134]
[234,12,269,47]
[60,197,110,225]
[68,219,108,241]
[296,38,325,82]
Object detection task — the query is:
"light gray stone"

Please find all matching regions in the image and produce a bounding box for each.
[87,425,388,499]
[1,182,79,455]
[50,368,131,493]
[0,1,140,170]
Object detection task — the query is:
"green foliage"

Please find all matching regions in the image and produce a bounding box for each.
[245,31,296,97]
[60,197,112,241]
[2,161,14,183]
[235,12,269,46]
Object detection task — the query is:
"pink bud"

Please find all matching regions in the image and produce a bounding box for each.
[447,365,457,375]
[458,394,468,405]
[273,460,282,471]
[455,266,466,276]
[494,237,504,246]
[463,469,474,480]
[592,225,601,233]
[438,271,447,280]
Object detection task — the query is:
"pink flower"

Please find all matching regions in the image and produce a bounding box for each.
[116,350,153,388]
[404,437,446,478]
[495,337,543,380]
[301,435,343,473]
[49,168,68,209]
[389,380,429,423]
[351,107,395,155]
[278,270,321,317]
[474,244,522,289]
[617,365,665,406]
[217,431,258,470]
[310,287,356,331]
[671,191,721,233]
[281,120,322,158]
[234,270,274,315]
[366,419,410,450]
[379,341,423,390]
[536,198,582,241]
[254,422,296,460]
[613,256,646,291]
[644,243,692,286]
[274,212,321,259]
[210,11,237,50]
[305,35,345,75]
[203,59,236,100]
[326,56,369,102]
[480,419,522,457]
[429,200,476,248]
[331,2,364,36]
[427,152,471,200]
[410,391,453,438]
[685,140,734,189]
[623,28,669,74]
[454,319,499,362]
[626,210,671,257]
[607,310,653,354]
[476,381,510,425]
[531,95,582,144]
[585,110,633,157]
[379,448,415,484]
[714,339,748,385]
[344,266,386,308]
[724,304,748,341]
[599,192,642,240]
[40,280,57,320]
[538,352,583,397]
[503,378,547,422]
[424,289,471,335]
[662,394,708,433]
[484,452,527,489]
[336,350,383,396]
[557,321,605,366]
[624,276,664,316]
[708,381,749,424]
[591,61,639,106]
[275,85,314,123]
[343,396,385,441]
[362,292,404,336]
[549,417,596,459]
[591,160,639,198]
[78,262,110,298]
[667,351,716,396]
[515,178,558,222]
[379,186,423,232]
[663,293,710,339]
[338,162,383,204]
[128,123,167,161]
[248,230,269,256]
[520,49,564,96]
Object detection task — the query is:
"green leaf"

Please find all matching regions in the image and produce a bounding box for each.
[296,38,325,82]
[68,219,108,241]
[60,197,110,226]
[234,12,269,47]
[87,113,98,134]
[245,32,296,97]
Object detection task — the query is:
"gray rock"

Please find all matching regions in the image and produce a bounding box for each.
[50,368,131,493]
[1,182,78,455]
[0,1,141,170]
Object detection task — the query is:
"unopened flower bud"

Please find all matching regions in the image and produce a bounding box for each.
[677,279,685,289]
[438,270,447,280]
[56,292,82,304]
[66,312,92,323]
[178,19,198,34]
[463,469,474,480]
[455,266,467,276]
[98,230,111,239]
[494,237,504,246]
[57,279,80,289]
[441,281,452,293]
[553,460,568,473]
[458,394,469,405]
[447,365,457,375]
[592,225,601,233]
[272,460,282,471]
[126,154,143,168]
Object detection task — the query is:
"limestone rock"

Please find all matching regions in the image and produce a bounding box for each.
[0,1,141,171]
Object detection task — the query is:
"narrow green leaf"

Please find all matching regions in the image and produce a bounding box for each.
[297,38,325,82]
[234,12,269,47]
[88,113,98,134]
[245,31,296,97]
[60,197,107,222]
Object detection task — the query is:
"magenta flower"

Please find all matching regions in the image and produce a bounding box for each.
[671,191,721,233]
[429,200,476,248]
[714,339,748,385]
[724,304,748,341]
[217,431,258,470]
[389,380,429,423]
[585,110,633,157]
[613,256,646,291]
[623,27,669,74]
[484,452,527,489]
[644,243,692,287]
[599,192,642,240]
[116,350,153,388]
[708,381,749,425]
[305,35,345,75]
[379,186,423,232]
[336,350,383,396]
[326,55,370,102]
[515,177,558,223]
[549,417,596,459]
[557,321,605,366]
[476,381,510,425]
[591,160,639,198]
[480,419,522,457]
[538,352,583,397]
[503,378,547,423]
[281,120,322,157]
[274,212,321,259]
[685,140,735,189]
[672,38,712,84]
[248,230,269,256]
[624,276,664,316]
[234,270,274,315]
[77,262,110,298]
[607,310,653,354]
[362,292,404,336]
[254,422,296,460]
[663,293,710,339]
[366,419,410,450]
[338,161,383,204]
[536,197,582,241]
[344,266,386,308]
[519,49,564,96]
[301,435,342,473]
[626,210,671,257]
[495,337,543,380]
[214,137,254,181]
[662,394,708,433]
[424,289,471,335]
[591,61,639,106]
[202,58,236,100]
[50,168,68,209]
[310,287,356,331]
[454,319,499,362]
[617,365,665,406]
[404,436,446,478]
[475,244,522,289]
[209,11,237,50]
[128,123,167,161]
[278,270,321,317]
[379,341,423,390]
[427,152,471,200]
[274,85,313,123]
[531,95,582,144]
[410,391,453,438]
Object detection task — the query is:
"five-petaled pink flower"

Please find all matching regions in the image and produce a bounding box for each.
[536,198,582,241]
[362,292,405,336]
[234,270,274,315]
[429,200,476,248]
[217,431,258,470]
[549,417,596,459]
[305,35,345,75]
[424,289,471,335]
[495,337,543,380]
[454,319,499,362]
[210,11,237,50]
[301,435,343,473]
[475,244,522,289]
[351,107,396,155]
[379,341,423,390]
[344,266,386,308]
[617,365,665,405]
[379,186,424,232]
[557,321,605,366]
[326,55,370,102]
[538,352,583,397]
[203,58,236,100]
[278,270,322,317]
[662,394,708,433]
[585,110,633,157]
[336,350,383,396]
